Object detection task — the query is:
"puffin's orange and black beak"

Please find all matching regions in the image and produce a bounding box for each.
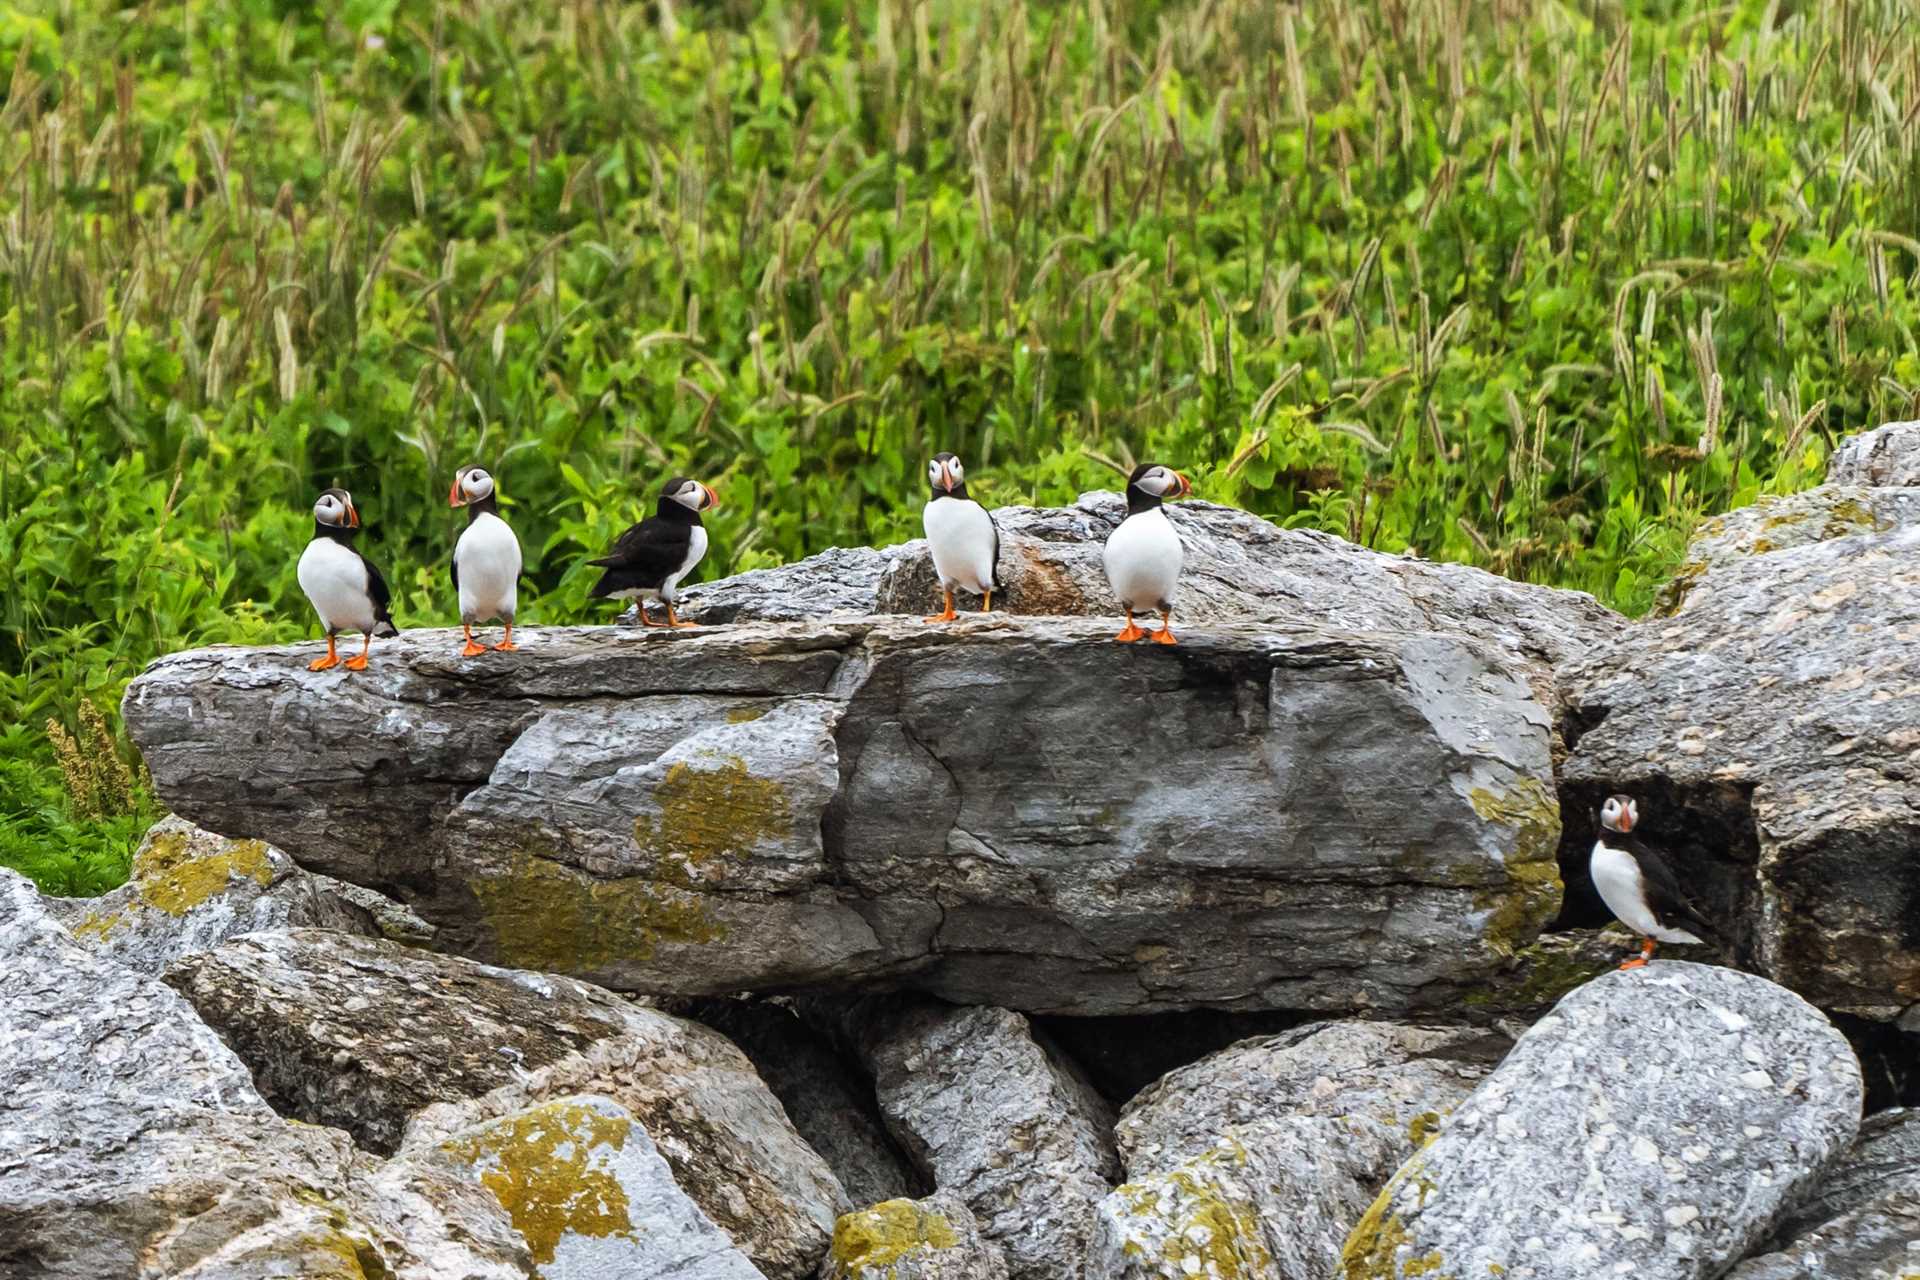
[346,501,361,528]
[1174,471,1193,498]
[448,477,465,508]
[701,483,720,511]
[938,462,956,492]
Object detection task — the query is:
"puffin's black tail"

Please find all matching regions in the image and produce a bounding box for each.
[373,618,400,638]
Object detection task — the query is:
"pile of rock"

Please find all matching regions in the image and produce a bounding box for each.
[6,421,1919,1277]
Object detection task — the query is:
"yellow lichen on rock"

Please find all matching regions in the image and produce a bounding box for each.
[632,753,791,888]
[68,828,276,938]
[440,1100,638,1269]
[471,848,725,973]
[1109,1142,1274,1280]
[1338,1159,1420,1280]
[830,1199,961,1273]
[1467,778,1564,957]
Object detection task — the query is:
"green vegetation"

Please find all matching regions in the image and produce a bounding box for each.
[4,0,1918,891]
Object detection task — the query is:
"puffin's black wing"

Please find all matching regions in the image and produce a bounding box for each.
[449,555,459,594]
[586,517,691,597]
[1622,833,1719,947]
[359,551,400,636]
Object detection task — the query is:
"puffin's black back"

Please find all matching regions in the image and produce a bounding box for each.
[585,477,701,597]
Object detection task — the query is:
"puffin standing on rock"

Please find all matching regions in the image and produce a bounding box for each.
[587,476,720,628]
[450,465,523,656]
[1590,794,1720,969]
[1103,463,1192,644]
[922,452,999,623]
[296,488,397,672]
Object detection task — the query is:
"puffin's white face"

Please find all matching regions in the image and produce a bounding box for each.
[313,490,358,527]
[1600,795,1638,834]
[929,456,965,492]
[667,479,719,511]
[1135,466,1190,498]
[450,467,494,506]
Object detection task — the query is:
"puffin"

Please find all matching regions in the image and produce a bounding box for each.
[1590,794,1720,969]
[587,476,720,627]
[449,465,523,656]
[921,452,999,623]
[1102,462,1193,643]
[295,487,397,672]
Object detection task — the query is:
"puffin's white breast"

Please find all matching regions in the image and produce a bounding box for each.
[454,512,522,622]
[660,525,709,601]
[1103,507,1184,611]
[297,538,376,634]
[1590,839,1701,943]
[923,498,996,594]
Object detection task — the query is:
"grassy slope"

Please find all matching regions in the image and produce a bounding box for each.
[3,0,1918,890]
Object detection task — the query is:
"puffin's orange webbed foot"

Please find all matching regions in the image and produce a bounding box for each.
[308,655,341,671]
[1618,957,1648,970]
[924,589,959,624]
[491,641,519,652]
[665,607,698,629]
[461,625,487,657]
[1114,611,1147,642]
[344,653,369,671]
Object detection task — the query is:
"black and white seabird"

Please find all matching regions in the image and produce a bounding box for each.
[449,465,523,656]
[295,487,398,672]
[922,452,999,623]
[1590,794,1720,969]
[1102,463,1192,644]
[587,476,719,628]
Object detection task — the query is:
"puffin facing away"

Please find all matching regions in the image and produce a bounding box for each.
[1590,795,1720,969]
[587,476,720,628]
[1102,463,1192,644]
[295,488,397,672]
[922,452,999,623]
[450,465,523,656]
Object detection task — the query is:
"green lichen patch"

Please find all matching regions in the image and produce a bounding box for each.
[1339,1158,1430,1280]
[725,706,768,723]
[1108,1142,1274,1280]
[1467,779,1564,956]
[1406,1111,1442,1149]
[831,1199,961,1273]
[441,1100,638,1269]
[69,831,275,939]
[471,848,725,973]
[631,753,791,888]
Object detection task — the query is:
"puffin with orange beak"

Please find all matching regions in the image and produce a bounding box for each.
[449,465,523,656]
[1590,794,1720,970]
[921,452,999,623]
[1102,463,1192,643]
[295,487,397,672]
[587,476,720,628]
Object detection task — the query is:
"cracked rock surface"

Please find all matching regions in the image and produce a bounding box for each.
[125,614,1566,1017]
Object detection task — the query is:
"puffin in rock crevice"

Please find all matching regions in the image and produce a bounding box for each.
[922,452,999,623]
[296,487,398,672]
[1590,794,1721,969]
[449,465,523,656]
[1102,462,1192,644]
[587,476,720,628]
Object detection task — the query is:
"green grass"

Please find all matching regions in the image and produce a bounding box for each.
[4,0,1919,892]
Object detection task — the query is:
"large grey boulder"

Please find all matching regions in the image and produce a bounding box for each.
[1092,1022,1505,1280]
[0,868,527,1280]
[683,494,1622,701]
[164,929,846,1280]
[1729,1107,1920,1278]
[819,1191,1011,1280]
[851,1002,1119,1280]
[430,1094,763,1279]
[1564,461,1920,1020]
[45,813,427,971]
[1338,963,1862,1280]
[1827,419,1920,487]
[125,613,1566,1018]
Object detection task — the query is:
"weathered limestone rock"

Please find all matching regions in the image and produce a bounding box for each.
[1090,1022,1505,1280]
[693,997,924,1207]
[164,929,846,1279]
[1728,1107,1920,1278]
[854,1002,1119,1280]
[1115,1020,1507,1175]
[1564,468,1920,1020]
[683,495,1623,690]
[432,1095,763,1279]
[43,813,426,971]
[1339,963,1862,1280]
[820,1191,1011,1280]
[126,614,1566,1018]
[0,869,526,1280]
[1827,419,1920,487]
